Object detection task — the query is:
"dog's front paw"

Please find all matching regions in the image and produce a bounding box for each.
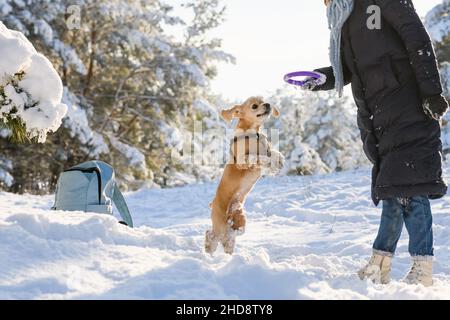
[236,155,260,170]
[273,151,285,171]
[258,155,272,168]
[263,151,284,174]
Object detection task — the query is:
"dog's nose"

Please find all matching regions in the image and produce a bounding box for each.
[263,103,271,110]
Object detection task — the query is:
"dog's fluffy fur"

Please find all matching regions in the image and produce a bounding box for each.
[205,97,284,255]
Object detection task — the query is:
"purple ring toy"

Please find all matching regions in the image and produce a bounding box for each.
[284,71,323,87]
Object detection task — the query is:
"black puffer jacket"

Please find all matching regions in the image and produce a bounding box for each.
[315,0,447,205]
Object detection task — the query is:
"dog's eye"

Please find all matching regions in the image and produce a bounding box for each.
[252,104,258,110]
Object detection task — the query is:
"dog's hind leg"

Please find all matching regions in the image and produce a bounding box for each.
[220,200,246,255]
[222,224,237,255]
[227,200,246,235]
[205,229,219,255]
[205,202,228,255]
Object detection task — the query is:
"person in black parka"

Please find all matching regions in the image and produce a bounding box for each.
[305,0,449,286]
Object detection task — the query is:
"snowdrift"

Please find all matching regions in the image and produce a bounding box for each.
[1,167,449,300]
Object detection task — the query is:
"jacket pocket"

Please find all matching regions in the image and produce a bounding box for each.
[363,133,379,164]
[363,56,400,100]
[381,55,401,93]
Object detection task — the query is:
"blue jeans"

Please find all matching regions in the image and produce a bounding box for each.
[373,196,434,257]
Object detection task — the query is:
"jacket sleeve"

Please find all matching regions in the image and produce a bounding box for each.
[312,66,336,91]
[375,0,443,98]
[313,50,352,91]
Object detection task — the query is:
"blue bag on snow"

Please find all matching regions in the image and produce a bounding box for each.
[52,160,133,227]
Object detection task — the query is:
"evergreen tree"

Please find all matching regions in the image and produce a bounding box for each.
[0,0,232,193]
[269,89,368,176]
[425,0,450,157]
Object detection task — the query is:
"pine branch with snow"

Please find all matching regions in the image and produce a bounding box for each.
[0,22,67,143]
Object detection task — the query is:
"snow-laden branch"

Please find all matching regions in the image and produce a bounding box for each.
[0,22,67,143]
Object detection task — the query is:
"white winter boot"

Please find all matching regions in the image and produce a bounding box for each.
[358,251,392,284]
[404,256,433,287]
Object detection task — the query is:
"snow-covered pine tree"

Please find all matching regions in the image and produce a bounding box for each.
[0,21,69,190]
[269,88,368,176]
[269,89,328,175]
[0,0,233,193]
[0,22,67,142]
[425,0,450,158]
[0,155,13,189]
[302,93,367,172]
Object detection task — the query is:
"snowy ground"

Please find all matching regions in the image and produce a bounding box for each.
[1,167,450,300]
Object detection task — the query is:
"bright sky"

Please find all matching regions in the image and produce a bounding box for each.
[204,0,443,100]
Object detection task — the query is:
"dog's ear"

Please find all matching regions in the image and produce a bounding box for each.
[271,106,281,118]
[221,105,242,122]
